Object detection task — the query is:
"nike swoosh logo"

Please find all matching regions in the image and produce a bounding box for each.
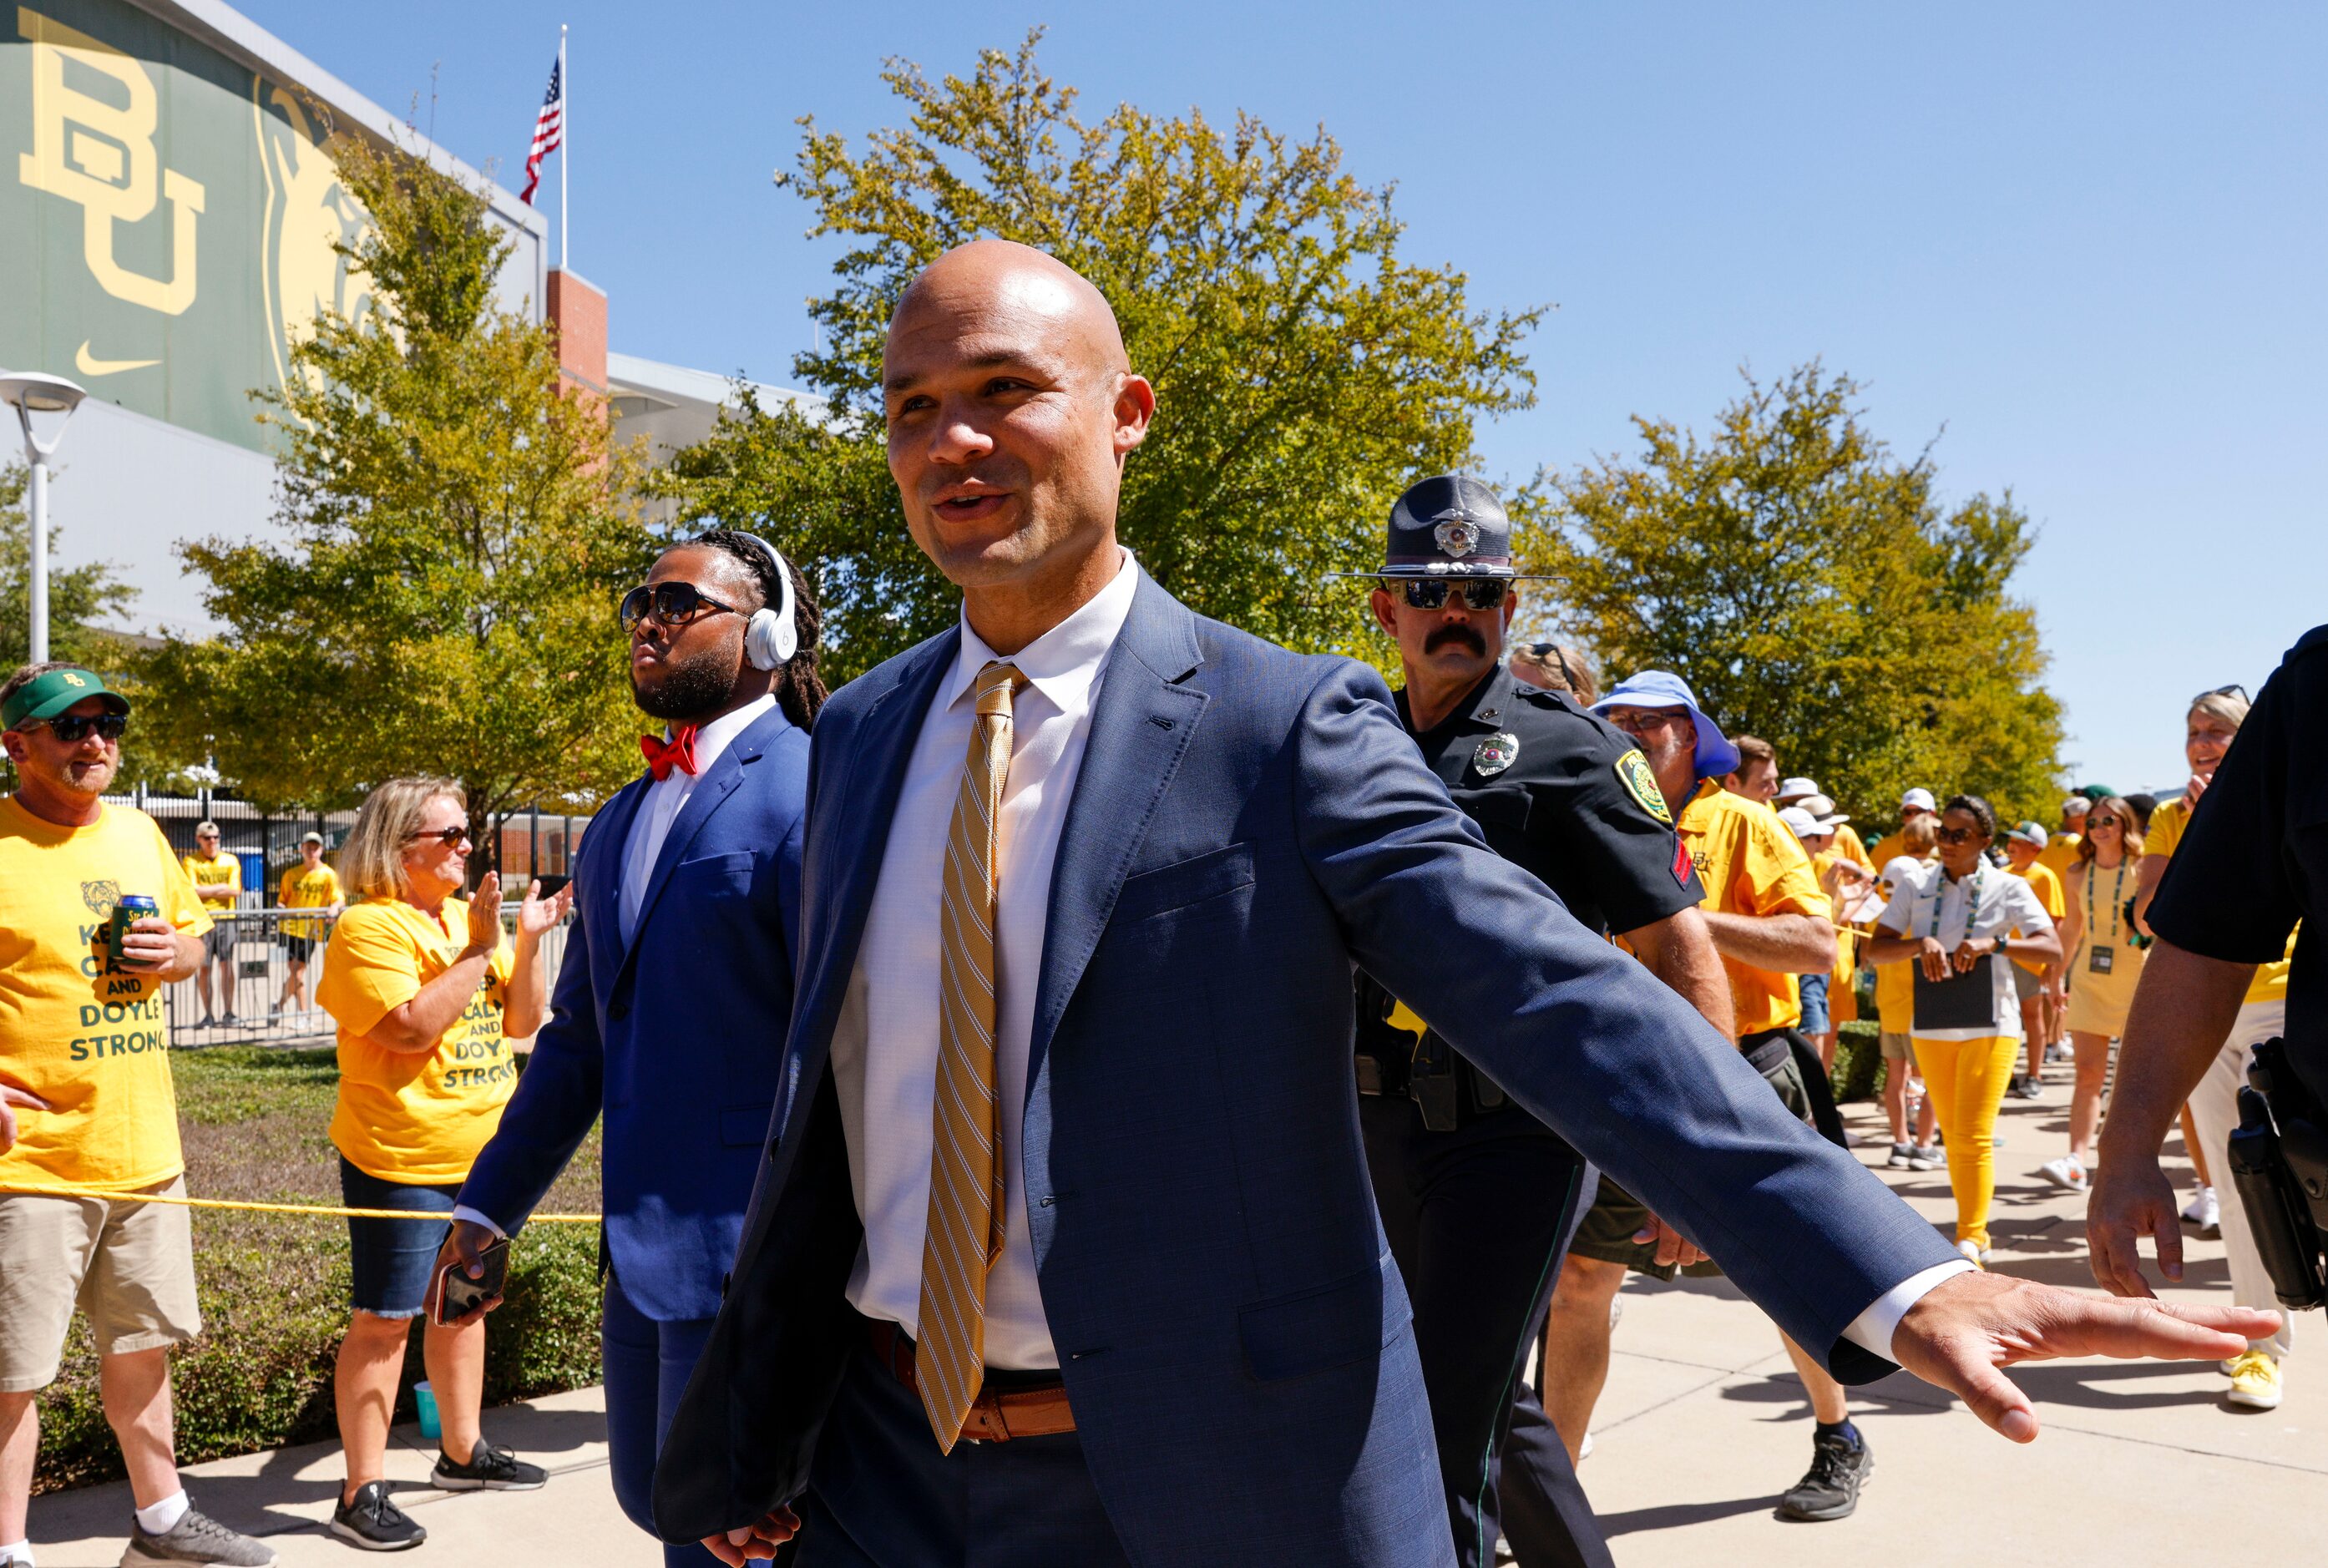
[76,341,160,376]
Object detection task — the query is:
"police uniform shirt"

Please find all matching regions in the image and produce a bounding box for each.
[1394,662,1707,937]
[2148,622,2325,1092]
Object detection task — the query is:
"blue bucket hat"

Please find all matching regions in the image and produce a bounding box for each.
[1591,670,1742,780]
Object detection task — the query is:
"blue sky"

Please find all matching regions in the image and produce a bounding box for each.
[237,1,2326,797]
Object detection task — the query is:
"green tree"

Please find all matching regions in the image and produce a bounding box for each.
[139,132,655,822]
[655,30,1539,680]
[0,460,139,669]
[1514,364,2063,827]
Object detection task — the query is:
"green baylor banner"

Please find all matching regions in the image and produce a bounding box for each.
[1,0,372,452]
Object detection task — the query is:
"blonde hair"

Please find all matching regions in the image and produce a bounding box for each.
[1902,814,1938,856]
[1511,642,1601,704]
[2189,690,2250,732]
[339,776,463,902]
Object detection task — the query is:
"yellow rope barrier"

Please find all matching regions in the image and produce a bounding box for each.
[0,1184,600,1222]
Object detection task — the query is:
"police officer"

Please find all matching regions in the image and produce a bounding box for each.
[1347,476,1733,1568]
[2091,625,2319,1353]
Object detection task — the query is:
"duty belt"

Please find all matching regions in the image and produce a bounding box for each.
[1354,1025,1513,1131]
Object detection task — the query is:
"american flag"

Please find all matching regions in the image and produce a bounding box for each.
[521,54,563,205]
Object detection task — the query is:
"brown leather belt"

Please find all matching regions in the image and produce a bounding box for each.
[865,1319,1077,1443]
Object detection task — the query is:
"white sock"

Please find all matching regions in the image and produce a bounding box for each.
[133,1490,189,1535]
[1,1537,32,1565]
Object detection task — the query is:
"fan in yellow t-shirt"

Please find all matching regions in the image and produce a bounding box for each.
[1867,787,1939,873]
[181,822,244,1029]
[0,797,211,1192]
[313,776,569,1523]
[2002,823,2067,1097]
[274,831,345,1018]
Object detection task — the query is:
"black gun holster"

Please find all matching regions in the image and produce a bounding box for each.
[2227,1037,2328,1313]
[1353,974,1505,1132]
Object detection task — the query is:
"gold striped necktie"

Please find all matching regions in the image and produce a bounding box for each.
[915,659,1026,1449]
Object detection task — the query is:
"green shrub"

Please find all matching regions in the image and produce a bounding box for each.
[33,1047,603,1493]
[1832,1020,1887,1103]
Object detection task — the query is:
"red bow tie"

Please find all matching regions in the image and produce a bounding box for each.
[640,726,701,781]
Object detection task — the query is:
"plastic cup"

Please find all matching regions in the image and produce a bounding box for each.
[414,1380,441,1440]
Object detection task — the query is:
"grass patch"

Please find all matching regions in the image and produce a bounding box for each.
[34,1046,603,1493]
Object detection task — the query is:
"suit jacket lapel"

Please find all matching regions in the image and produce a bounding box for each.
[620,706,789,974]
[1029,577,1208,1075]
[785,631,961,1093]
[586,778,649,985]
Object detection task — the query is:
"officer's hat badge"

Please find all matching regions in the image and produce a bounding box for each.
[1433,517,1480,559]
[1473,731,1521,777]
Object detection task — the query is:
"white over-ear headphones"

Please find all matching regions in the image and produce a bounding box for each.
[708,532,798,671]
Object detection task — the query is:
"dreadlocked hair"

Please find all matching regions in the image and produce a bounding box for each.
[692,528,828,731]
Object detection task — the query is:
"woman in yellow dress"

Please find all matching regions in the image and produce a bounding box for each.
[2038,798,2144,1193]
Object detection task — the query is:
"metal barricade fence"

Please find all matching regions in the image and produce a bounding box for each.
[162,907,574,1048]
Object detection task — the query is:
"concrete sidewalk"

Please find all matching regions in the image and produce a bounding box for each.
[30,1084,2320,1565]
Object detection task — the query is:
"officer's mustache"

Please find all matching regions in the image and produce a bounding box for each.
[1425,625,1487,656]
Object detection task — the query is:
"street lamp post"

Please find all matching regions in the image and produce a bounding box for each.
[0,370,89,663]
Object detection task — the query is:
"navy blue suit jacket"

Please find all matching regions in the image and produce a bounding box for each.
[460,704,809,1323]
[653,579,1956,1563]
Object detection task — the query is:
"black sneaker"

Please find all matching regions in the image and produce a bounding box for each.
[1776,1427,1873,1521]
[330,1481,425,1551]
[431,1439,546,1492]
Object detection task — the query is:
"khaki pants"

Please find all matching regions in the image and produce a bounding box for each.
[2187,1000,2293,1359]
[0,1176,202,1392]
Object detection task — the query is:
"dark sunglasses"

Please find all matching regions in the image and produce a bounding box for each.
[2086,815,2122,831]
[2192,683,2247,707]
[1399,578,1509,611]
[36,712,129,743]
[1936,825,1983,845]
[618,581,741,635]
[406,823,473,847]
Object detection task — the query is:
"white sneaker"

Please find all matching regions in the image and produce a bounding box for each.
[2183,1186,2220,1234]
[1956,1237,1991,1267]
[2038,1155,2090,1192]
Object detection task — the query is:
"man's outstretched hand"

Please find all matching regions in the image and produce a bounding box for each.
[701,1508,801,1565]
[1890,1269,2280,1442]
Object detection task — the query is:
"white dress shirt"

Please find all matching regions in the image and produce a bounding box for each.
[456,691,777,1239]
[832,549,1140,1369]
[620,693,777,946]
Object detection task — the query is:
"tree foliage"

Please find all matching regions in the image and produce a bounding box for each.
[138,133,655,820]
[0,460,139,669]
[1514,364,2063,827]
[656,30,1539,680]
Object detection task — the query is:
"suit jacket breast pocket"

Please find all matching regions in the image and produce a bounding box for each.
[1111,842,1256,924]
[676,851,755,899]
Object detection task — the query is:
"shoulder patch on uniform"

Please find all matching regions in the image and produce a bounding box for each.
[1615,749,1673,824]
[1671,839,1695,888]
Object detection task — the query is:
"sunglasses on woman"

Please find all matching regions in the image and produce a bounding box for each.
[1936,825,1982,845]
[406,823,473,848]
[618,581,742,635]
[2086,815,2121,831]
[34,712,129,743]
[1398,578,1509,611]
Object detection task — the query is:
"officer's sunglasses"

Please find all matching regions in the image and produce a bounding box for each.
[618,581,742,635]
[33,712,129,744]
[1398,578,1509,611]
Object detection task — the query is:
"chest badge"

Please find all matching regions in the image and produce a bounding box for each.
[1473,731,1521,777]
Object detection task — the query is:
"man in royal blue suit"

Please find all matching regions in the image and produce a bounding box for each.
[438,531,821,1565]
[655,242,2277,1568]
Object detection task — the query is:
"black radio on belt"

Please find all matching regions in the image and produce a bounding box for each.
[1353,974,1507,1131]
[2227,1037,2328,1312]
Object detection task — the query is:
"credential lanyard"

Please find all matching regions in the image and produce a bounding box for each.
[1929,863,1985,943]
[2085,858,2126,940]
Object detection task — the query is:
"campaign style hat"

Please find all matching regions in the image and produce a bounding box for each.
[1,666,129,730]
[1339,474,1554,581]
[1901,787,1938,812]
[1592,669,1743,780]
[1776,776,1820,804]
[2007,822,2048,848]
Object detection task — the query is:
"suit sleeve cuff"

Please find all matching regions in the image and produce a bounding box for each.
[450,1203,509,1239]
[1843,1259,1974,1362]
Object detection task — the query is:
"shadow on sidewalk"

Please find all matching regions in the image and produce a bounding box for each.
[1597,1493,1775,1537]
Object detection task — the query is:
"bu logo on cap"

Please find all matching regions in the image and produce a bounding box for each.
[63,672,86,686]
[1434,519,1480,559]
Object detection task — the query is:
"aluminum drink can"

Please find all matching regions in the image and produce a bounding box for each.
[107,894,161,964]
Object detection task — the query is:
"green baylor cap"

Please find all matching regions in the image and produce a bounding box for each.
[2,667,131,731]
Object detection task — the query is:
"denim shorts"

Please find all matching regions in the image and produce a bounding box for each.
[1797,971,1831,1035]
[340,1156,462,1318]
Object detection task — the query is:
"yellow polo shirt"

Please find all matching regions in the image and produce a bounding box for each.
[1678,781,1833,1037]
[2009,860,2065,975]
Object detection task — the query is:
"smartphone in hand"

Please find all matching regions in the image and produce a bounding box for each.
[432,1237,511,1326]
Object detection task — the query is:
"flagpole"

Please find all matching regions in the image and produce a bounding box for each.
[558,24,569,271]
